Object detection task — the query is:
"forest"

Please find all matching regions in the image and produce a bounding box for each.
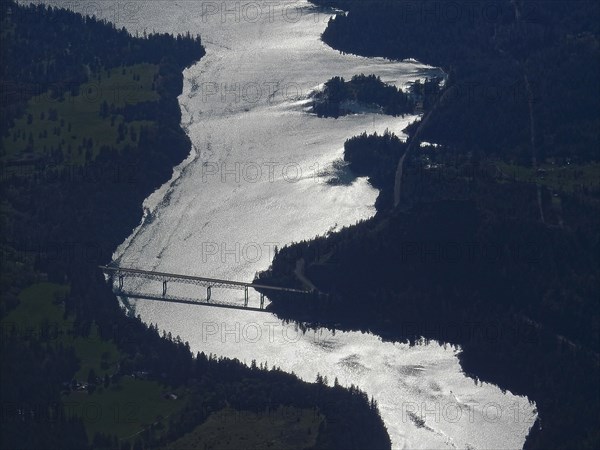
[0,2,390,449]
[258,1,600,449]
[312,74,414,117]
[342,130,406,209]
[312,74,442,119]
[313,0,600,163]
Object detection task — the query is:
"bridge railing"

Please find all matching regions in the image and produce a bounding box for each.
[99,265,313,310]
[99,265,311,294]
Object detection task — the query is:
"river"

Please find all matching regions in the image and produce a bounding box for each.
[48,1,536,448]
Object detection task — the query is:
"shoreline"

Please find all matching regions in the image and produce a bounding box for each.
[1,3,394,447]
[105,2,537,449]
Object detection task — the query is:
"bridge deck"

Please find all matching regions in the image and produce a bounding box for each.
[99,265,310,294]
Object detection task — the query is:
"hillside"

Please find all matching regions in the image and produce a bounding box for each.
[258,1,600,449]
[0,2,391,449]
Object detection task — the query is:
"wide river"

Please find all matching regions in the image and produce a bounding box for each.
[50,1,536,448]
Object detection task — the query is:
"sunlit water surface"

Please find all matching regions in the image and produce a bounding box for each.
[45,1,536,448]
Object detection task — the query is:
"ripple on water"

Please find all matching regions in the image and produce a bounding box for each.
[44,1,538,448]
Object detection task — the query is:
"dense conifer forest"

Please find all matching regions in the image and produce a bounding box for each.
[312,74,417,117]
[0,2,390,448]
[258,1,600,449]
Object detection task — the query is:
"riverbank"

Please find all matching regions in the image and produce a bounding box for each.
[258,1,600,449]
[0,2,391,448]
[99,1,538,447]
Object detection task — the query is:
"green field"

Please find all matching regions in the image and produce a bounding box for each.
[166,406,323,450]
[64,377,186,441]
[1,282,186,442]
[2,63,158,166]
[1,282,70,328]
[0,282,120,378]
[496,161,600,193]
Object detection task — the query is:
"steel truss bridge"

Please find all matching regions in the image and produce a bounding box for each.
[99,265,311,311]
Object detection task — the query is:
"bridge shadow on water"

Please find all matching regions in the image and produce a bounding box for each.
[116,289,272,313]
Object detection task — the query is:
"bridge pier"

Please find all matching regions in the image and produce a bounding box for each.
[260,293,265,309]
[244,287,249,307]
[162,280,167,297]
[207,286,211,302]
[118,275,124,291]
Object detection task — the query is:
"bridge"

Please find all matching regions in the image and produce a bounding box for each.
[99,265,312,311]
